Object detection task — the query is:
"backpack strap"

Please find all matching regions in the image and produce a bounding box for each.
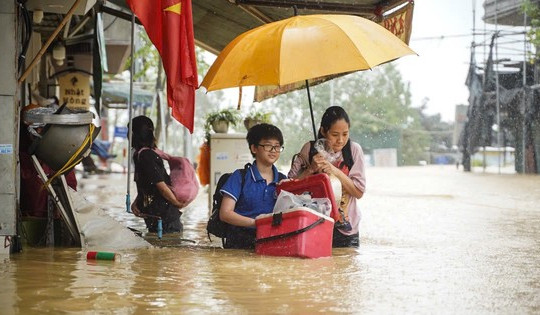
[137,146,149,156]
[238,162,251,198]
[136,146,154,160]
[138,147,172,162]
[291,141,316,175]
[308,140,317,164]
[239,162,284,185]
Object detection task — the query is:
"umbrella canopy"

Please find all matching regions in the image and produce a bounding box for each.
[200,14,416,139]
[201,14,416,91]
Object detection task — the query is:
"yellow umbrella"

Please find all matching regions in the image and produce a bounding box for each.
[200,14,416,138]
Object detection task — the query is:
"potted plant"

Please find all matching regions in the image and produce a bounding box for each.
[243,110,272,131]
[204,109,241,135]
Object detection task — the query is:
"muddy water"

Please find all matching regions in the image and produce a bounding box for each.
[1,166,539,314]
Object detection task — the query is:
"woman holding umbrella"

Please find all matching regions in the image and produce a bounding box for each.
[288,106,366,247]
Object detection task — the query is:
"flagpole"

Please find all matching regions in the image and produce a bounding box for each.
[126,12,136,213]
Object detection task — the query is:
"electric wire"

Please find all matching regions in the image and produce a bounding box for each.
[17,0,33,73]
[44,123,96,187]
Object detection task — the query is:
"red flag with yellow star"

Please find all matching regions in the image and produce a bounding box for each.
[126,0,198,133]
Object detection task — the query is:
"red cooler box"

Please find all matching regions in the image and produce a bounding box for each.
[276,173,339,222]
[255,207,334,258]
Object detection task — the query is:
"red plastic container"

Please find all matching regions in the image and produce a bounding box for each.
[276,173,339,222]
[255,207,334,258]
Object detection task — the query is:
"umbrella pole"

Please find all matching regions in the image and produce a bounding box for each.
[126,12,135,213]
[305,79,317,140]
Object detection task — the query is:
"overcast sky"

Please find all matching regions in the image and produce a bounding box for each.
[393,0,482,122]
[396,0,531,122]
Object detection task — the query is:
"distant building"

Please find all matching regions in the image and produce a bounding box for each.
[460,0,539,174]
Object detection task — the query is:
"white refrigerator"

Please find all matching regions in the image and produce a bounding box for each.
[208,133,252,210]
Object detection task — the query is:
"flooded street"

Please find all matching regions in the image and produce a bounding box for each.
[1,165,539,314]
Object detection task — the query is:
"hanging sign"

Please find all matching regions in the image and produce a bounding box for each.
[114,126,128,139]
[379,1,414,44]
[58,73,91,110]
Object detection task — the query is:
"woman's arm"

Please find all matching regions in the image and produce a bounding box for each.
[318,142,366,199]
[156,181,186,209]
[288,142,312,179]
[130,195,143,217]
[316,155,364,199]
[219,195,256,227]
[293,164,316,180]
[330,165,363,198]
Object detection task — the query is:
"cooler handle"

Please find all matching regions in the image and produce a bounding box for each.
[255,217,326,244]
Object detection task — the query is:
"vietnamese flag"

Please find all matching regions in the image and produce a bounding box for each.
[126,0,198,133]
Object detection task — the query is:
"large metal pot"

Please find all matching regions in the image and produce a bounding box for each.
[26,110,100,171]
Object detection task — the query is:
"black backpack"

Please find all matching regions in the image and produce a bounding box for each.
[206,163,251,244]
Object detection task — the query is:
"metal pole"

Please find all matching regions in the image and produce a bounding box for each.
[522,9,527,173]
[294,6,317,140]
[184,127,193,161]
[483,146,487,172]
[126,13,136,213]
[305,79,317,140]
[483,1,486,65]
[472,0,476,44]
[495,0,501,174]
[330,80,335,107]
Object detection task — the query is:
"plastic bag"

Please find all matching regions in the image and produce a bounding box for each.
[154,148,199,205]
[139,148,199,205]
[328,174,342,206]
[314,139,342,203]
[313,138,342,164]
[273,190,332,217]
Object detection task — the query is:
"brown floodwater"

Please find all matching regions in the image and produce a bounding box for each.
[1,165,539,314]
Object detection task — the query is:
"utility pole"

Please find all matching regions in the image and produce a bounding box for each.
[522,6,527,173]
[495,0,502,174]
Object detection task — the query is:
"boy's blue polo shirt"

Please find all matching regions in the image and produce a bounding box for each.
[220,162,285,219]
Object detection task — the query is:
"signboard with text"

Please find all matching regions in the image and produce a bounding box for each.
[114,126,128,139]
[58,73,91,110]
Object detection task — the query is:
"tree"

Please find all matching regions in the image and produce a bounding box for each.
[128,31,429,165]
[415,98,454,152]
[523,1,540,60]
[262,63,430,167]
[125,30,227,154]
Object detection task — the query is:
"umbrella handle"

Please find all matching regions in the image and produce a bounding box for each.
[305,79,317,140]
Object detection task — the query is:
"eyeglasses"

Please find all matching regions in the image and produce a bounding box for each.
[257,143,284,152]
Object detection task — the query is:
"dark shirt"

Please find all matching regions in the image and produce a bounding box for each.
[134,148,171,208]
[133,148,181,233]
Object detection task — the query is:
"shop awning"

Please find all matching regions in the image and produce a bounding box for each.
[104,0,414,55]
[102,82,154,109]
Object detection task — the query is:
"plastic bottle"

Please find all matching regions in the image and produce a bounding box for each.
[86,251,116,260]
